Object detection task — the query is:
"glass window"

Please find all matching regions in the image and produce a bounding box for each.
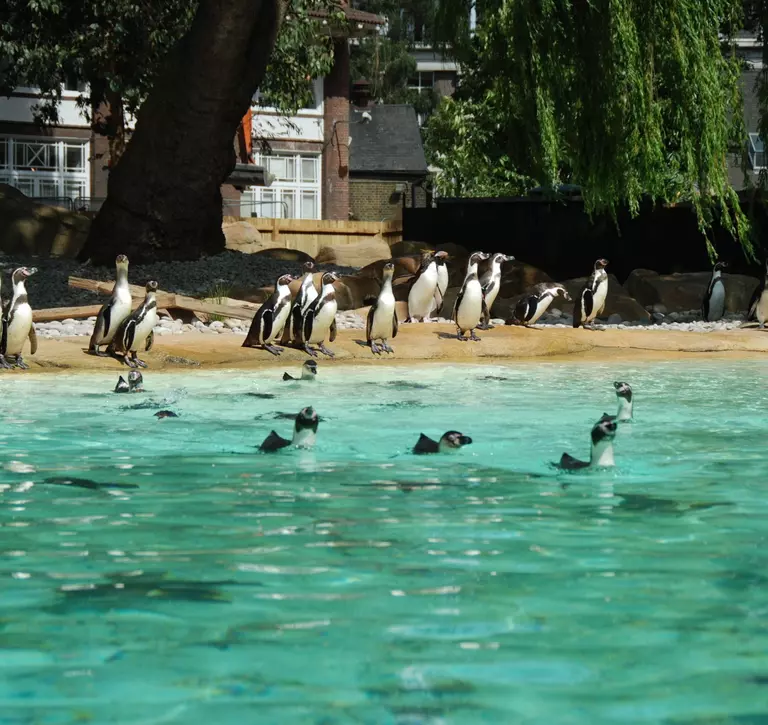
[64,179,86,199]
[266,155,295,182]
[281,189,294,219]
[301,157,317,183]
[14,140,57,170]
[65,144,85,172]
[301,191,318,220]
[12,179,34,196]
[0,139,7,169]
[248,151,320,220]
[38,179,59,198]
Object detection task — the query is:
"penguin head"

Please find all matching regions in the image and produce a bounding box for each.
[613,381,632,401]
[128,370,144,391]
[434,251,449,262]
[295,406,319,433]
[555,285,572,301]
[382,262,395,279]
[714,261,728,272]
[591,414,617,445]
[302,359,318,376]
[115,254,129,267]
[594,258,609,270]
[276,274,293,288]
[12,267,37,284]
[439,431,473,450]
[302,261,315,274]
[492,253,515,265]
[145,280,159,293]
[322,272,339,286]
[468,252,490,266]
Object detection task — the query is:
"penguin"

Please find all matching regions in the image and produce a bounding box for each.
[155,410,178,419]
[242,274,294,355]
[512,284,571,326]
[114,370,144,393]
[614,381,633,421]
[283,359,318,381]
[413,431,473,454]
[282,261,316,345]
[113,280,159,368]
[478,253,515,329]
[748,259,768,328]
[0,270,9,370]
[259,406,319,452]
[432,250,450,318]
[301,272,339,358]
[702,261,727,322]
[367,261,398,355]
[89,254,132,356]
[1,267,38,369]
[556,414,618,470]
[573,258,609,329]
[453,251,490,341]
[407,252,440,322]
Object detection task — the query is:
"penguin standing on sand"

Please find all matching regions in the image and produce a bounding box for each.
[453,252,490,341]
[282,261,316,345]
[702,261,727,322]
[512,283,571,326]
[0,270,8,370]
[413,431,473,454]
[573,258,609,329]
[432,251,449,318]
[1,267,38,369]
[614,381,633,421]
[259,406,319,452]
[367,261,398,355]
[243,274,294,355]
[113,281,159,368]
[89,254,132,356]
[302,272,339,358]
[556,414,617,470]
[748,259,768,328]
[407,252,440,322]
[283,359,318,381]
[479,253,515,329]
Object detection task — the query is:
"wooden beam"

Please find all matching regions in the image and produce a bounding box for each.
[33,305,103,322]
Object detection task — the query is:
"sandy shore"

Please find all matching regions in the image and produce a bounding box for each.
[3,324,768,374]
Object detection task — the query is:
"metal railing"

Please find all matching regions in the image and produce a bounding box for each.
[223,199,290,218]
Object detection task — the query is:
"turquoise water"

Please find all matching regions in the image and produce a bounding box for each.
[2,361,768,724]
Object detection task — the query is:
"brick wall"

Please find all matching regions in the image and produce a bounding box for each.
[349,178,427,221]
[322,39,350,220]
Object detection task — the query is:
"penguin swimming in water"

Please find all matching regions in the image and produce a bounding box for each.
[573,258,609,329]
[413,431,473,454]
[479,253,515,329]
[748,259,768,328]
[453,251,490,341]
[431,251,450,318]
[614,381,633,421]
[242,274,294,355]
[512,283,571,326]
[367,261,398,355]
[283,359,318,381]
[702,261,727,322]
[114,370,144,393]
[113,280,158,368]
[556,414,617,470]
[407,252,440,322]
[155,410,178,419]
[259,406,319,452]
[282,261,317,346]
[301,272,339,358]
[89,254,132,356]
[1,267,38,369]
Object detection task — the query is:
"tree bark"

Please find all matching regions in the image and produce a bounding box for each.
[80,0,282,264]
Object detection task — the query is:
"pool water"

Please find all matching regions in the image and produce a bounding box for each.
[2,361,768,724]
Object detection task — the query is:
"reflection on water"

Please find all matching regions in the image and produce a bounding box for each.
[1,362,768,723]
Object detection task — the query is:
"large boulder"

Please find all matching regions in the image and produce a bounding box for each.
[497,261,553,299]
[388,241,434,257]
[223,221,265,253]
[358,255,424,281]
[624,268,759,314]
[559,274,650,322]
[315,236,391,268]
[334,275,382,311]
[250,247,314,264]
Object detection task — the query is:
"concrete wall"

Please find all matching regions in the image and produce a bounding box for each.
[349,178,427,221]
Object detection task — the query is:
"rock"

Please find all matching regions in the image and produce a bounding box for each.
[287,272,323,301]
[223,221,264,253]
[208,320,225,330]
[333,275,382,311]
[497,261,554,299]
[315,237,391,268]
[652,303,668,315]
[440,286,462,318]
[249,247,315,264]
[651,311,665,324]
[388,241,434,257]
[357,255,424,281]
[391,274,414,302]
[559,274,650,322]
[624,268,760,314]
[607,313,622,325]
[549,308,562,318]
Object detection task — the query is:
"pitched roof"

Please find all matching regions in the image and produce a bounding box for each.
[349,105,428,177]
[307,6,385,26]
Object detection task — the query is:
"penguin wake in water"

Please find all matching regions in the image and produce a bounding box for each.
[453,252,491,341]
[283,359,318,381]
[1,266,38,369]
[614,381,633,421]
[413,431,473,454]
[89,254,132,357]
[259,406,319,452]
[573,258,609,329]
[478,253,515,329]
[702,261,727,322]
[748,259,768,328]
[512,284,571,326]
[556,414,618,471]
[242,274,294,355]
[367,261,398,354]
[114,370,144,393]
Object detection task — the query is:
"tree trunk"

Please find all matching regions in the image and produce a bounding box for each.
[80,0,282,264]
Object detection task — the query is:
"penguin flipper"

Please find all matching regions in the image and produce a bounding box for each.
[282,372,296,381]
[514,297,529,325]
[121,319,137,353]
[28,323,37,355]
[453,284,466,324]
[329,318,337,343]
[145,330,154,352]
[413,433,439,454]
[259,430,292,453]
[392,309,399,338]
[90,305,108,346]
[114,376,129,393]
[366,303,375,343]
[0,316,6,355]
[243,306,265,348]
[481,297,490,325]
[557,452,590,470]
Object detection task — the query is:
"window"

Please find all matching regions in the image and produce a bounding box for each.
[242,151,321,219]
[749,133,766,171]
[408,72,435,93]
[0,136,89,201]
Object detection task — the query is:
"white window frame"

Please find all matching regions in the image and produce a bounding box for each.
[0,135,90,202]
[408,71,435,94]
[748,132,766,171]
[243,151,321,220]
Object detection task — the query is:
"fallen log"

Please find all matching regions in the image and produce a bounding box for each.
[33,305,103,322]
[68,277,259,320]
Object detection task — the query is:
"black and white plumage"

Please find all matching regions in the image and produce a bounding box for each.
[702,261,727,322]
[573,258,609,329]
[243,274,294,355]
[556,414,618,470]
[413,431,473,454]
[453,252,490,341]
[89,254,132,356]
[479,253,514,329]
[301,272,339,358]
[113,281,159,368]
[512,283,571,326]
[367,262,398,355]
[283,359,318,381]
[259,406,319,452]
[1,267,38,369]
[748,260,768,328]
[282,261,317,345]
[114,370,144,394]
[0,270,8,370]
[431,251,450,318]
[614,381,633,422]
[407,252,440,322]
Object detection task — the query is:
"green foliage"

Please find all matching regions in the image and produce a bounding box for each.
[427,0,753,256]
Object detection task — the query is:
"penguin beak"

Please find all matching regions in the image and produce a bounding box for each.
[458,435,473,446]
[504,255,515,263]
[25,267,38,277]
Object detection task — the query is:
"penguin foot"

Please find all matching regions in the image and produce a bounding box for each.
[384,343,394,354]
[134,358,148,368]
[456,332,467,341]
[370,341,381,355]
[87,346,110,357]
[469,331,481,342]
[0,355,12,369]
[14,356,29,370]
[318,343,335,358]
[264,344,283,356]
[303,344,319,358]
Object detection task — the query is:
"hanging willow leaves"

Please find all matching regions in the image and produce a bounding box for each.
[426,0,752,256]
